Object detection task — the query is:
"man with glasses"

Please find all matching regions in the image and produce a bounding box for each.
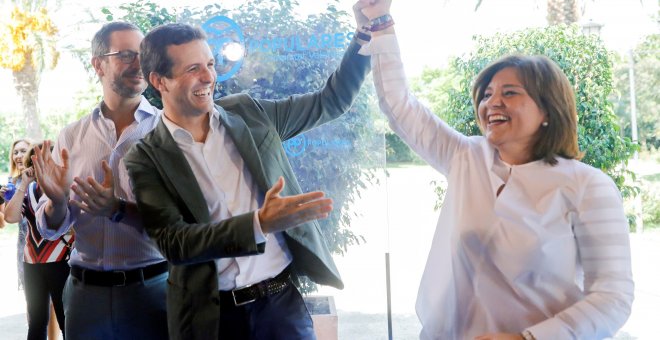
[33,22,167,339]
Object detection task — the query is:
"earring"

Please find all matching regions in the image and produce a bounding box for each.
[542,121,549,127]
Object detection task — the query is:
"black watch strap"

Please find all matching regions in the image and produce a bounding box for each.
[109,197,126,223]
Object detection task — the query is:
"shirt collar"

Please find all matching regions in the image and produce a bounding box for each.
[162,109,221,145]
[93,95,159,123]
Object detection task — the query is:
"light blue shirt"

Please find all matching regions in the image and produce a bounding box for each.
[36,96,165,271]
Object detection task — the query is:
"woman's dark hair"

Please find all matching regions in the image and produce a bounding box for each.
[472,55,582,165]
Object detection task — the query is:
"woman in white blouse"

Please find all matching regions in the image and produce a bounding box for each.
[357,1,634,339]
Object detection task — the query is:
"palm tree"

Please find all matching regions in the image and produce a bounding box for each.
[474,0,580,25]
[0,1,59,140]
[546,0,580,25]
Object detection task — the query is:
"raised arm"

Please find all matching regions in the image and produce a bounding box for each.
[358,0,469,174]
[251,15,372,142]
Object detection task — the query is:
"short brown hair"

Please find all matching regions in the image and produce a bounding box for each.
[91,21,141,57]
[472,55,582,165]
[140,23,207,98]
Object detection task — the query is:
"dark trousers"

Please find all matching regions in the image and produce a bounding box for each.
[218,283,316,340]
[23,261,70,340]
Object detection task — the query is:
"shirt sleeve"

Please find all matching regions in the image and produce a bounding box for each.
[35,194,74,241]
[359,33,469,176]
[253,210,267,244]
[527,171,634,339]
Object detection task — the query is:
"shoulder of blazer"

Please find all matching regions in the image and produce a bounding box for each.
[214,94,275,133]
[215,93,258,112]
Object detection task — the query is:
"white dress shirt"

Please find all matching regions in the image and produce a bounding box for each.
[361,34,634,340]
[36,96,165,271]
[162,111,292,290]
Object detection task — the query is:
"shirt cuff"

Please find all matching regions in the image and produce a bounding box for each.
[526,317,573,340]
[37,207,73,241]
[358,33,400,56]
[253,211,267,244]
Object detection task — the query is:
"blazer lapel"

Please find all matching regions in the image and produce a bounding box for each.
[215,104,269,192]
[147,119,210,223]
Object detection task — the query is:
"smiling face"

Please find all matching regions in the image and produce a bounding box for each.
[12,141,29,173]
[153,39,216,119]
[477,67,547,164]
[94,29,146,99]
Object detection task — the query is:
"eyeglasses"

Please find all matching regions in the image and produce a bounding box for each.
[101,50,139,64]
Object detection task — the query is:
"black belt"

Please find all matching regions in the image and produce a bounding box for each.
[70,262,168,287]
[223,268,291,306]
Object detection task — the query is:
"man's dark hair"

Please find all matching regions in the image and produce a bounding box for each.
[140,23,207,97]
[91,22,141,57]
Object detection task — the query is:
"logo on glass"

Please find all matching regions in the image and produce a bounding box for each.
[283,135,307,157]
[202,16,245,83]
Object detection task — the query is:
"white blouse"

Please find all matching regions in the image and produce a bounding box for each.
[361,34,634,340]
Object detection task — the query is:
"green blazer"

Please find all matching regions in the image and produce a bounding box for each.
[124,38,370,340]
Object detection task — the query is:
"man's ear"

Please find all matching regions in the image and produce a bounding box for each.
[149,72,167,94]
[91,56,103,77]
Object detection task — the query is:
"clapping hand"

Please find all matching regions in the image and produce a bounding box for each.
[32,140,71,206]
[70,160,117,218]
[258,177,333,234]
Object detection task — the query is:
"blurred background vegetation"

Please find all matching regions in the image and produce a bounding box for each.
[0,1,659,238]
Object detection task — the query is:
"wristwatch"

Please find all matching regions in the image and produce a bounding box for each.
[109,197,126,223]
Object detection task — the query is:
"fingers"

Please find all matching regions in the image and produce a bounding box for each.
[100,161,114,188]
[354,0,376,10]
[60,147,69,170]
[285,195,334,219]
[32,155,43,183]
[41,140,52,164]
[265,176,285,201]
[289,197,334,224]
[72,177,106,201]
[69,199,94,214]
[71,173,115,215]
[288,190,326,206]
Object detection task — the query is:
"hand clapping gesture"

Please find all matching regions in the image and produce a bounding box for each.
[258,177,333,233]
[70,160,118,218]
[32,140,72,207]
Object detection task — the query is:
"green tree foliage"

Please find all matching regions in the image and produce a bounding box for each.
[416,25,637,200]
[612,34,660,150]
[101,0,383,292]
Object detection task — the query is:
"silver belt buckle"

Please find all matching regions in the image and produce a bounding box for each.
[232,284,256,306]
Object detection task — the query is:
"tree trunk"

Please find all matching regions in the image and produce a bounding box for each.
[547,0,580,25]
[12,55,43,140]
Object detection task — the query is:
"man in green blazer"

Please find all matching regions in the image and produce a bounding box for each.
[124,15,371,340]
